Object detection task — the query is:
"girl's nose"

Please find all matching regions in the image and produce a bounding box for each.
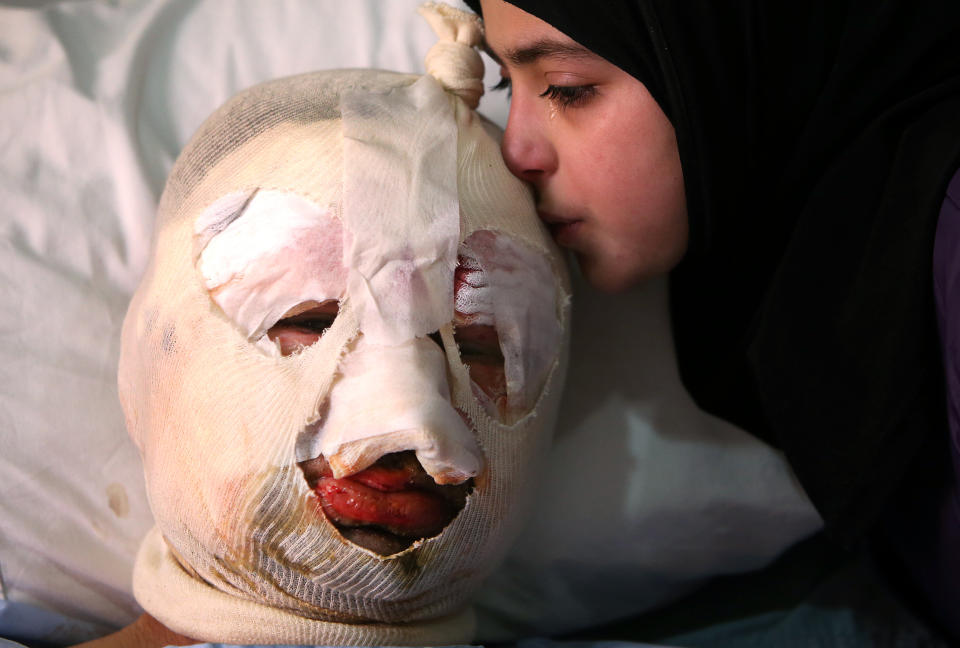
[500,95,557,187]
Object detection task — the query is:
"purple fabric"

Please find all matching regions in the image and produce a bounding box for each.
[926,165,960,635]
[888,166,960,639]
[933,167,960,482]
[933,166,960,506]
[879,166,960,641]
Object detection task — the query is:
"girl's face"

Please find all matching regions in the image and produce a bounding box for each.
[480,0,688,292]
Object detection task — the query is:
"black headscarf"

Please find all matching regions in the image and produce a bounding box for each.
[469,0,960,547]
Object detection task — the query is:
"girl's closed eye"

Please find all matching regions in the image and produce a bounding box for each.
[539,84,597,109]
[491,76,512,96]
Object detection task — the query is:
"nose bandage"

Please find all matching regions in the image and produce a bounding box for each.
[309,335,482,483]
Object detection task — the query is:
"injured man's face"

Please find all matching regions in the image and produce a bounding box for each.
[195,192,558,555]
[278,255,521,555]
[118,64,570,644]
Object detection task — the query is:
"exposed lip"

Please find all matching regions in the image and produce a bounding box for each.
[298,452,473,555]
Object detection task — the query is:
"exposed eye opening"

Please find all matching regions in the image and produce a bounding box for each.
[454,322,507,417]
[267,300,340,356]
[427,331,444,350]
[454,254,509,418]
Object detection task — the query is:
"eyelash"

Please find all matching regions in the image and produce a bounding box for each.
[490,77,597,110]
[539,84,597,109]
[491,76,512,96]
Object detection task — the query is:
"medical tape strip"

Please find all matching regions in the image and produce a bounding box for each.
[195,190,347,342]
[340,75,460,346]
[316,335,482,481]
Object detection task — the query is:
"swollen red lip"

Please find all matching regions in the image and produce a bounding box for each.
[315,477,455,538]
[298,451,473,554]
[347,460,419,491]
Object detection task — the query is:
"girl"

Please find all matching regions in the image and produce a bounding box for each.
[472,0,960,639]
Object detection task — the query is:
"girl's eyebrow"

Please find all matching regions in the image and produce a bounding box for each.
[484,38,596,66]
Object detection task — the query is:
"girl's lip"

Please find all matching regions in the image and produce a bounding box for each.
[537,209,584,246]
[546,219,583,247]
[536,209,570,225]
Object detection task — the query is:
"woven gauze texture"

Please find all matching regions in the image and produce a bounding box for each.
[118,6,570,644]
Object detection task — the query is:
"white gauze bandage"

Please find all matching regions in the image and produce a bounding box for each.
[118,3,570,645]
[340,75,458,346]
[195,190,347,346]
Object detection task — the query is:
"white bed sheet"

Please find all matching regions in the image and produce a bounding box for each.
[0,1,821,644]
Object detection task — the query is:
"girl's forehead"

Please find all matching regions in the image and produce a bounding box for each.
[479,0,589,66]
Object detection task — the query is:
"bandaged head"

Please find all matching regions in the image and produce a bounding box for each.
[118,3,570,645]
